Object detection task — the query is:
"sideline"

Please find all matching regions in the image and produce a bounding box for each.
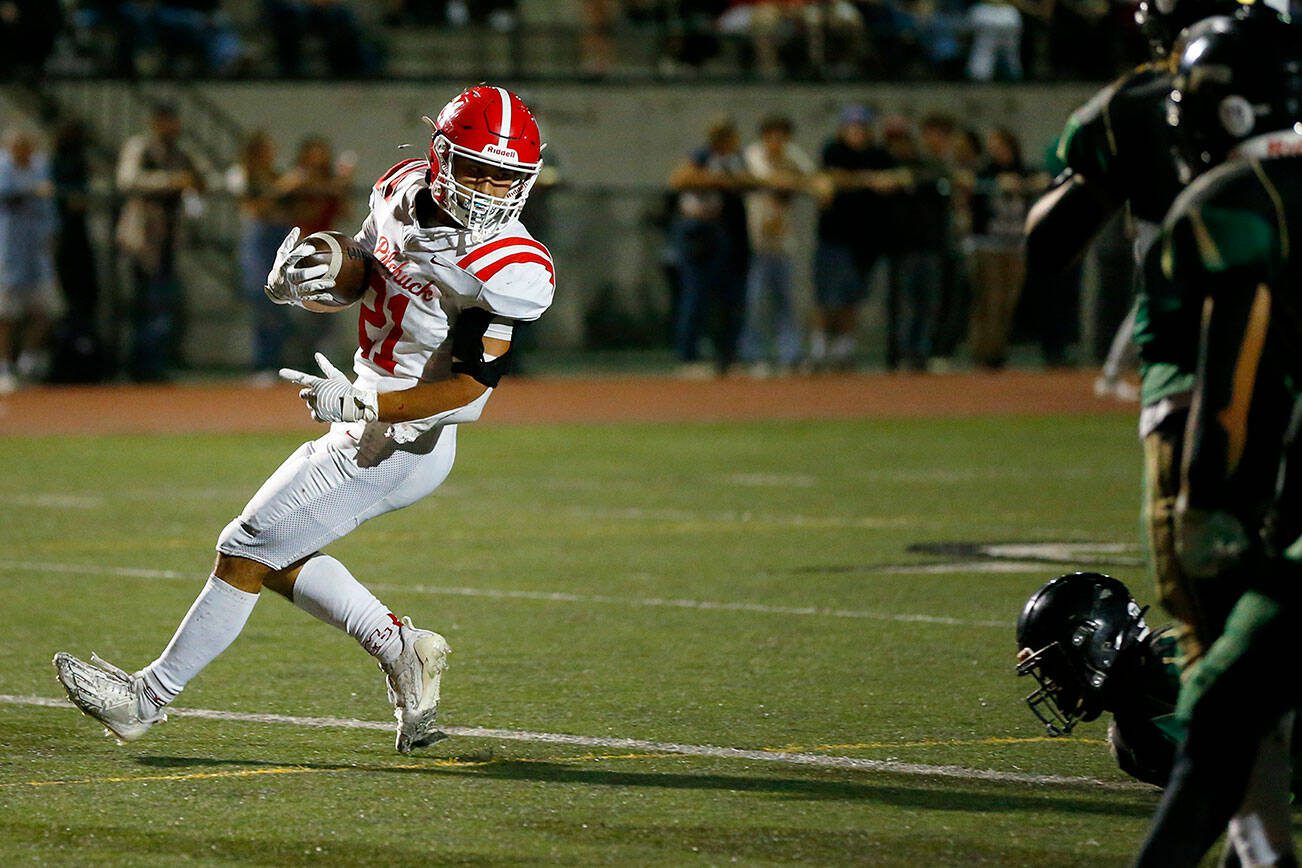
[0,370,1129,436]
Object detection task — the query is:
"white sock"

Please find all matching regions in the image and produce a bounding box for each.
[829,334,856,362]
[138,575,259,713]
[291,555,404,666]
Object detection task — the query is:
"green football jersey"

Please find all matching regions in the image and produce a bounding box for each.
[1161,151,1302,514]
[1056,63,1193,408]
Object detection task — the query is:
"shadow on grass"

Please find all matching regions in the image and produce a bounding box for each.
[137,755,288,769]
[136,754,1156,817]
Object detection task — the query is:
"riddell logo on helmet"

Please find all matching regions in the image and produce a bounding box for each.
[482,144,519,161]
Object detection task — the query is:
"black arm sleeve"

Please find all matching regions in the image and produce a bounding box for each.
[449,307,513,389]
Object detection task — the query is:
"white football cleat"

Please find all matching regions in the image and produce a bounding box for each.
[381,618,450,754]
[52,652,166,743]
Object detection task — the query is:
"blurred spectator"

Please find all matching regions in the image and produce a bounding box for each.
[0,128,59,394]
[968,126,1038,368]
[581,0,618,75]
[417,0,517,29]
[718,0,809,80]
[967,0,1022,81]
[265,0,378,78]
[810,104,898,372]
[49,120,106,383]
[639,0,727,76]
[931,124,982,368]
[915,113,964,369]
[227,131,293,383]
[918,0,968,78]
[279,135,355,359]
[119,1,245,76]
[65,1,133,75]
[805,1,868,77]
[0,0,62,79]
[881,116,948,371]
[281,135,354,236]
[717,0,867,80]
[738,115,814,376]
[667,117,753,377]
[114,102,207,382]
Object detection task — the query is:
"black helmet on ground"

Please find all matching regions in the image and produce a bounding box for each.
[1016,572,1153,735]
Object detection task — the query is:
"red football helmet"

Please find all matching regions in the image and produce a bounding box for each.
[423,86,544,242]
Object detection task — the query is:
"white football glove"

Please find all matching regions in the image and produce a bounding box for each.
[279,352,378,423]
[264,227,338,306]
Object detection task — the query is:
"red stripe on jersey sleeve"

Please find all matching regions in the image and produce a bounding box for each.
[473,251,555,286]
[374,159,424,190]
[457,236,551,270]
[374,159,426,198]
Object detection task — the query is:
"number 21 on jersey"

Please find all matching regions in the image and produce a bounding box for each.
[358,271,409,374]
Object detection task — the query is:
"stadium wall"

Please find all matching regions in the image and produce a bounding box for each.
[42,80,1099,187]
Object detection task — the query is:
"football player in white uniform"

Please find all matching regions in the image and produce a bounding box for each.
[53,86,555,754]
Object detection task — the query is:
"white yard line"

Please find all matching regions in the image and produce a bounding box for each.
[0,560,1014,628]
[6,494,106,509]
[388,581,1013,627]
[0,694,1149,793]
[560,505,916,530]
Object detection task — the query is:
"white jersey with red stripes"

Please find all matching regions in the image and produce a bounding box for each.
[348,158,554,416]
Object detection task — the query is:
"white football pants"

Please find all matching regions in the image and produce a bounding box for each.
[217,421,457,569]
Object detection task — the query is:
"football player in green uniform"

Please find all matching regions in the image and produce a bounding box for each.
[1134,10,1302,865]
[1016,573,1181,787]
[1025,0,1248,669]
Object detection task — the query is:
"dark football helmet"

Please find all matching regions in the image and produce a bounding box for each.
[1167,6,1302,175]
[1016,572,1153,735]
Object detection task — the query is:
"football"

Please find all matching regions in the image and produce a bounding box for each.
[296,230,374,313]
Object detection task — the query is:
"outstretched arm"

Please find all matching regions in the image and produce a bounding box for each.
[1023,172,1122,278]
[281,308,511,426]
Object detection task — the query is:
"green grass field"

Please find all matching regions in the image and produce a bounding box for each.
[0,412,1169,865]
